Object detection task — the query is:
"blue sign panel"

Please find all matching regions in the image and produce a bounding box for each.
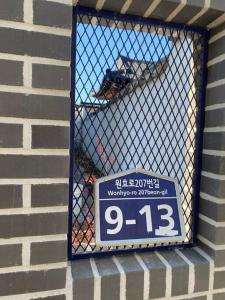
[95,169,185,246]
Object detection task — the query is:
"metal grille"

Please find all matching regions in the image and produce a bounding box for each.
[68,6,208,258]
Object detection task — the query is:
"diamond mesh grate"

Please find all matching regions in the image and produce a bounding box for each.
[70,7,206,256]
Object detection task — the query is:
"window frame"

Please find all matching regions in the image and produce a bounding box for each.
[68,5,209,260]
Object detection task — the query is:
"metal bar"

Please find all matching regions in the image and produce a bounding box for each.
[76,5,207,35]
[72,242,194,260]
[67,5,78,261]
[192,29,209,245]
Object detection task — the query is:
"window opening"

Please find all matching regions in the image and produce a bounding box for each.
[69,6,208,258]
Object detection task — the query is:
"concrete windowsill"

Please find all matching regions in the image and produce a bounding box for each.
[72,247,211,300]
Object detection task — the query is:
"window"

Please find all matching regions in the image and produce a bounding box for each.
[68,6,208,259]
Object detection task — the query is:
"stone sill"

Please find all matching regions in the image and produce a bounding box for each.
[72,247,210,300]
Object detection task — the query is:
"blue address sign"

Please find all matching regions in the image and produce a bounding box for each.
[95,169,186,246]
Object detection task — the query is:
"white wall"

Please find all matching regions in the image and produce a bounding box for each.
[80,38,193,186]
[74,108,84,148]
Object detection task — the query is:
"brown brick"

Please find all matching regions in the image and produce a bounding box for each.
[172,1,203,24]
[0,155,69,178]
[0,92,70,121]
[0,28,70,60]
[199,218,225,245]
[210,21,225,37]
[202,154,225,175]
[0,60,23,86]
[72,259,94,300]
[31,184,68,207]
[102,0,129,13]
[160,250,189,296]
[189,297,207,300]
[205,108,225,127]
[213,292,225,300]
[78,0,100,10]
[151,1,180,21]
[201,175,225,198]
[140,252,166,299]
[203,132,225,151]
[198,239,225,268]
[187,0,205,8]
[214,270,225,289]
[33,0,72,29]
[0,124,23,148]
[208,60,225,84]
[117,254,144,300]
[0,244,22,268]
[0,268,66,296]
[209,1,225,11]
[31,295,66,300]
[206,83,225,106]
[193,9,223,27]
[0,0,23,21]
[179,249,209,292]
[0,185,22,209]
[199,198,225,222]
[0,213,67,238]
[208,35,225,61]
[32,126,69,149]
[214,249,225,268]
[94,257,120,300]
[30,240,67,265]
[32,64,70,90]
[126,0,154,16]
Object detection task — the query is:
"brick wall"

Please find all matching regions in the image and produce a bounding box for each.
[0,0,72,299]
[197,20,225,298]
[0,0,225,300]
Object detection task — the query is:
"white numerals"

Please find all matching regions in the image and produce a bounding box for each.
[104,204,178,236]
[105,206,123,235]
[139,205,153,232]
[155,204,178,236]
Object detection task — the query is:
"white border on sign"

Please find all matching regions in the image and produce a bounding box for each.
[94,168,186,247]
